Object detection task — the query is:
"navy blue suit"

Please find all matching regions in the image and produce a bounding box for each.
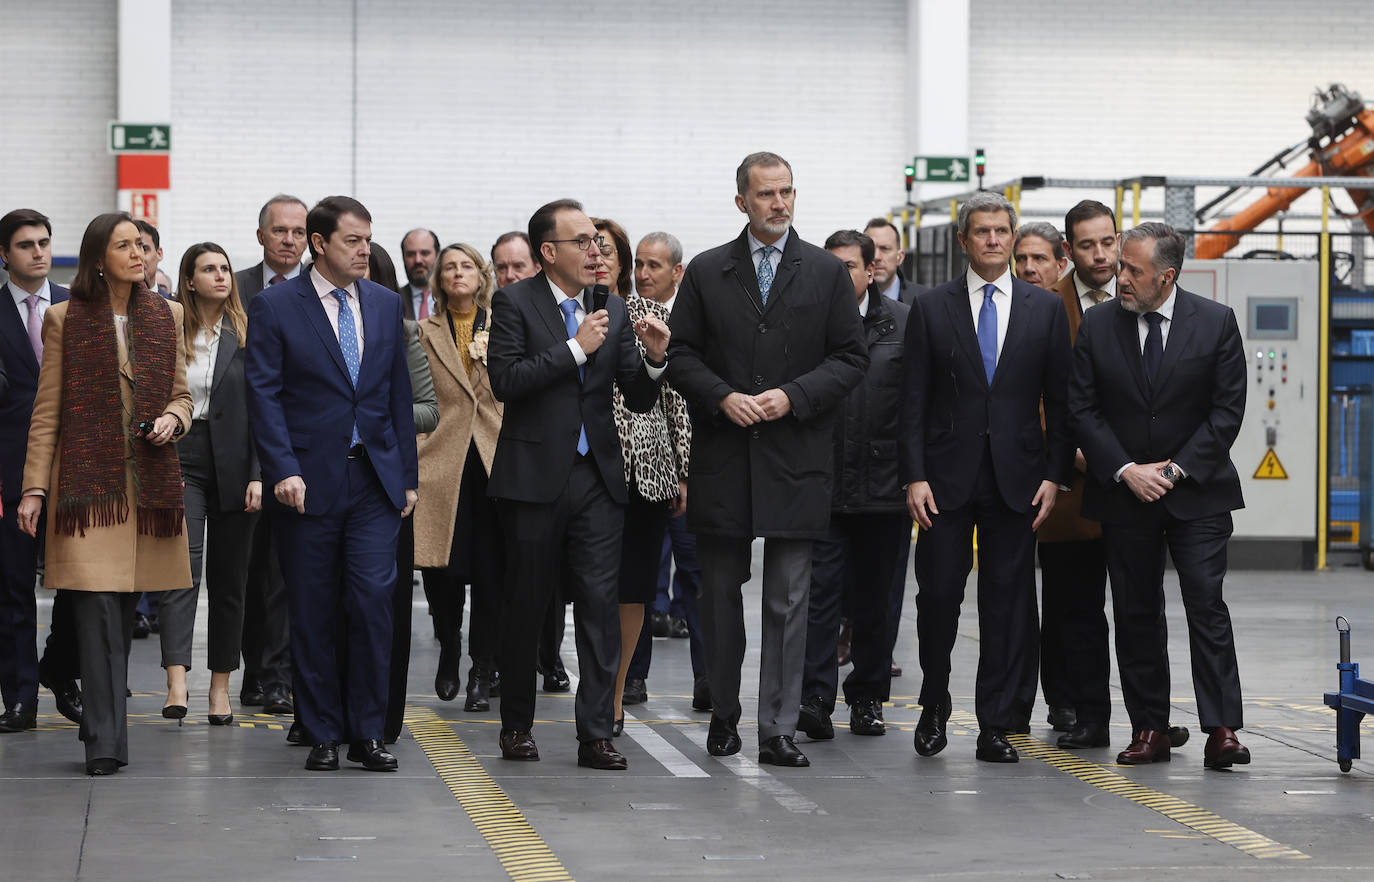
[245,271,417,744]
[0,282,78,713]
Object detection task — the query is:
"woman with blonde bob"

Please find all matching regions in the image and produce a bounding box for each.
[413,243,506,712]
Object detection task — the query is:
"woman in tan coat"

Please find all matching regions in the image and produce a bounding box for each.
[17,212,192,776]
[412,243,504,712]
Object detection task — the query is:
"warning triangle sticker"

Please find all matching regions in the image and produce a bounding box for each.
[1253,448,1288,480]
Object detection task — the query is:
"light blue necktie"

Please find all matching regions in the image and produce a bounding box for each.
[757,245,775,304]
[558,298,590,456]
[332,289,362,446]
[976,283,998,385]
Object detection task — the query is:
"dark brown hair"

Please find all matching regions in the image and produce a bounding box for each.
[70,212,137,302]
[591,217,632,296]
[0,208,51,255]
[1064,200,1116,243]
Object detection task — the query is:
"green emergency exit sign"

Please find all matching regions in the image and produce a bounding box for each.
[913,156,969,182]
[109,123,171,153]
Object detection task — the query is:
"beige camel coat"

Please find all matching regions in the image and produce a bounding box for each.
[412,310,503,569]
[22,299,194,591]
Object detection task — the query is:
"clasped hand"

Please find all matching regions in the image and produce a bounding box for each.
[719,390,791,426]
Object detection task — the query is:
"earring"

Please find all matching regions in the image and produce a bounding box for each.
[97,269,104,278]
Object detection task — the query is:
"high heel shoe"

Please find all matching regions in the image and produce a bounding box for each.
[208,713,233,726]
[163,704,188,727]
[612,717,625,737]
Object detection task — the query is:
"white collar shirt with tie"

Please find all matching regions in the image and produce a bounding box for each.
[544,274,666,379]
[965,266,1013,360]
[1134,285,1177,351]
[411,287,433,320]
[264,262,302,290]
[746,227,789,278]
[1072,272,1116,315]
[8,278,52,361]
[311,266,364,356]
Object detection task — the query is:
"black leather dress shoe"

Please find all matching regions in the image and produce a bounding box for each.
[1057,721,1110,749]
[541,664,570,693]
[1047,706,1077,732]
[0,703,37,732]
[578,738,628,770]
[650,610,671,638]
[706,716,741,756]
[849,698,886,736]
[239,674,264,707]
[86,758,121,776]
[1168,726,1190,748]
[499,729,540,761]
[464,665,491,712]
[759,735,809,767]
[670,616,690,638]
[132,612,151,639]
[914,693,952,757]
[261,684,294,715]
[975,730,1019,763]
[435,638,461,701]
[286,720,307,745]
[41,676,83,725]
[347,739,398,771]
[305,741,340,771]
[612,716,624,737]
[488,669,501,697]
[622,677,648,705]
[692,676,712,712]
[797,697,834,740]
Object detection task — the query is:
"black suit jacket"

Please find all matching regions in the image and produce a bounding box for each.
[486,272,662,505]
[197,317,261,513]
[0,282,69,502]
[898,275,1073,513]
[1069,286,1246,523]
[895,275,931,305]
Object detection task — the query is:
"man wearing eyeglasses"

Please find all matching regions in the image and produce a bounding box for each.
[486,198,669,771]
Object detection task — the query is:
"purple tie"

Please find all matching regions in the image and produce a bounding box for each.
[24,294,43,362]
[269,273,286,286]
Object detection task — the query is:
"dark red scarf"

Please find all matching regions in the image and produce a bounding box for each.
[56,284,184,538]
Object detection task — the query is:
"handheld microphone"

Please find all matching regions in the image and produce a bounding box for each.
[591,284,609,313]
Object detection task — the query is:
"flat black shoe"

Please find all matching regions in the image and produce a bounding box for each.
[692,676,712,712]
[913,693,952,757]
[758,734,809,767]
[306,741,340,771]
[41,677,83,725]
[464,665,491,712]
[208,713,234,726]
[347,738,398,771]
[86,758,120,776]
[797,697,834,740]
[612,717,624,737]
[670,616,690,638]
[849,698,886,736]
[435,638,461,701]
[975,729,1019,763]
[261,684,294,715]
[1047,706,1077,732]
[0,704,37,732]
[1057,721,1110,749]
[622,677,648,705]
[286,720,307,745]
[706,716,741,756]
[542,666,570,693]
[131,613,151,639]
[650,610,671,638]
[1168,726,1190,748]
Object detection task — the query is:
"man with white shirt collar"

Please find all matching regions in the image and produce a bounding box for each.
[399,229,439,320]
[898,191,1073,763]
[238,195,309,302]
[0,208,83,733]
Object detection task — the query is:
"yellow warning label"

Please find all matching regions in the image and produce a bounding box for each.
[1254,448,1288,480]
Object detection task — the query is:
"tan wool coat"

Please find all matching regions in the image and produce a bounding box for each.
[22,298,194,591]
[411,310,504,569]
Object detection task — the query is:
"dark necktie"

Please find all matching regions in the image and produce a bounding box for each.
[1143,312,1165,385]
[270,273,286,286]
[976,283,998,384]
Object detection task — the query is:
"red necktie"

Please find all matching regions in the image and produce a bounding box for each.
[418,291,430,319]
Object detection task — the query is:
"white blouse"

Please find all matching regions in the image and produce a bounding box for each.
[188,325,221,421]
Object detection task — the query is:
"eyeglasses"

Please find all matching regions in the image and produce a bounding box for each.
[547,234,607,253]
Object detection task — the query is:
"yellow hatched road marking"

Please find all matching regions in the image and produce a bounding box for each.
[406,706,574,881]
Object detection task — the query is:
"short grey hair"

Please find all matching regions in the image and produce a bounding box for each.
[638,231,683,266]
[1014,222,1065,260]
[1122,221,1186,277]
[257,194,307,231]
[736,151,792,195]
[957,191,1018,238]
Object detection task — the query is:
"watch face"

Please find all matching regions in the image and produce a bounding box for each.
[1162,465,1179,481]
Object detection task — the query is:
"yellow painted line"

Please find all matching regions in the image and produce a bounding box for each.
[951,711,1310,861]
[406,706,574,882]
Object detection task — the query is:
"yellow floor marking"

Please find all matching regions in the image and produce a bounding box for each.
[944,711,1308,861]
[406,706,574,882]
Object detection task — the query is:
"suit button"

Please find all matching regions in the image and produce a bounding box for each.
[757,323,767,334]
[753,375,763,386]
[751,429,761,440]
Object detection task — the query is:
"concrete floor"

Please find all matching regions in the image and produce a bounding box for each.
[3,551,1374,881]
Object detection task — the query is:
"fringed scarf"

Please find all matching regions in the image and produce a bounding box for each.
[56,284,184,538]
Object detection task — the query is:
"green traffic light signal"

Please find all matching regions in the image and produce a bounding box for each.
[904,165,915,176]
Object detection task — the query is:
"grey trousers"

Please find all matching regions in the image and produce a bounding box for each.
[71,591,140,766]
[697,536,812,743]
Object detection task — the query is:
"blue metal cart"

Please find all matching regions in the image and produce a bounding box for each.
[1322,617,1374,772]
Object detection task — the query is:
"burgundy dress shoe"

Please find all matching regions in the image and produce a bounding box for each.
[1203,726,1251,770]
[1117,729,1171,764]
[499,729,540,761]
[578,738,627,770]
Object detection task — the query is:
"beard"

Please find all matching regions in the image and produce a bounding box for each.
[751,213,792,238]
[407,264,431,287]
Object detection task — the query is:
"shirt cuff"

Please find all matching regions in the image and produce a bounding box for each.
[567,339,587,366]
[644,358,666,381]
[1113,462,1134,483]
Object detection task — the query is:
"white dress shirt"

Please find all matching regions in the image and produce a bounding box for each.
[263,262,302,290]
[965,266,1013,360]
[188,323,222,421]
[746,227,789,279]
[411,287,433,319]
[858,291,869,317]
[546,275,665,379]
[311,266,365,357]
[662,291,678,315]
[1114,285,1183,482]
[1072,272,1116,315]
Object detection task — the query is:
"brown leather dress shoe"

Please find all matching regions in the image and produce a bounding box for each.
[499,729,540,761]
[577,738,628,770]
[1117,729,1171,764]
[1203,726,1251,770]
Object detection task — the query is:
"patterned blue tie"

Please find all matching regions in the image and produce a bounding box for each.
[332,289,362,446]
[757,245,775,305]
[976,283,998,385]
[558,298,590,456]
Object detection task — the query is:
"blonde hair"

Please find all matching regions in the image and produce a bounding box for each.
[430,242,495,312]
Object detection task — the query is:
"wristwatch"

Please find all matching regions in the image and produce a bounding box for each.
[1160,464,1181,486]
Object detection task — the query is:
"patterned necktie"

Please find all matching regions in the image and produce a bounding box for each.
[558,298,590,455]
[1143,312,1165,386]
[976,283,998,384]
[332,289,362,446]
[757,245,775,305]
[270,273,286,286]
[1088,289,1108,304]
[24,294,43,362]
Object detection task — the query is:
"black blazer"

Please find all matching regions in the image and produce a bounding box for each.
[486,272,661,505]
[1069,286,1246,523]
[0,282,68,503]
[898,275,1073,513]
[235,262,267,305]
[193,317,261,512]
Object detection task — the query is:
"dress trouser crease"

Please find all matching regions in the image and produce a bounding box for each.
[71,591,140,765]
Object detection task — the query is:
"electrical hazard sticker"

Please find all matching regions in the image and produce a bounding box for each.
[1253,448,1288,480]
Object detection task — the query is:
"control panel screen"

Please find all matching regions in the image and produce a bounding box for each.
[1247,297,1298,339]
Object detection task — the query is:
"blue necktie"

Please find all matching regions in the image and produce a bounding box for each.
[757,245,775,304]
[332,289,362,446]
[976,283,998,384]
[558,298,590,456]
[1143,312,1165,386]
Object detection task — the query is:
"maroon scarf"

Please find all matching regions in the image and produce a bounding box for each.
[56,284,184,537]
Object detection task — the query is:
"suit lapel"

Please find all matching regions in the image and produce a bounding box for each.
[991,281,1032,390]
[1151,288,1197,392]
[357,283,388,386]
[1114,305,1150,400]
[0,287,39,379]
[295,280,352,384]
[532,273,574,346]
[722,230,763,316]
[425,312,476,401]
[209,317,237,395]
[943,282,987,386]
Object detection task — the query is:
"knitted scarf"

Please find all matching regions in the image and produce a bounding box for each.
[56,284,184,538]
